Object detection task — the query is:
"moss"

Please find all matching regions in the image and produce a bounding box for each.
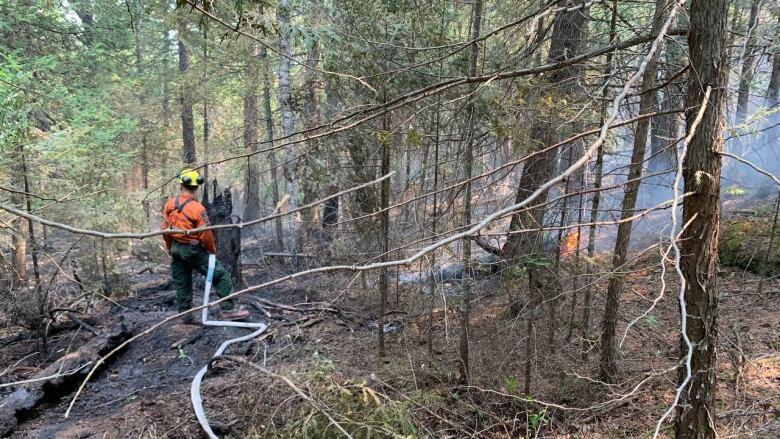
[719,218,780,276]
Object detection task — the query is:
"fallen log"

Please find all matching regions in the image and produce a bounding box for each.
[0,324,131,436]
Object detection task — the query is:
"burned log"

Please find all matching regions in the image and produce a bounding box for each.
[0,324,131,436]
[205,181,243,287]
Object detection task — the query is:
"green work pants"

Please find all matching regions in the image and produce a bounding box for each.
[170,241,234,311]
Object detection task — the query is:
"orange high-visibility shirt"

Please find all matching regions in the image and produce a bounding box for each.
[161,193,217,254]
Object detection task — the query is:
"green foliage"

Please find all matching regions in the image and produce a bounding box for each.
[724,185,747,197]
[527,410,549,432]
[502,376,519,394]
[524,256,552,269]
[501,264,526,281]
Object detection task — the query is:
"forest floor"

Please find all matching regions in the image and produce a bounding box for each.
[1,235,779,438]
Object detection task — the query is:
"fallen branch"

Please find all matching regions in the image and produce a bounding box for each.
[0,324,131,436]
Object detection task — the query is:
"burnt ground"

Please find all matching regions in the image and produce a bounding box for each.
[1,240,779,438]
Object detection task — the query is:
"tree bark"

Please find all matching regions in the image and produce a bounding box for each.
[649,39,684,177]
[599,0,669,383]
[503,0,589,261]
[299,29,323,255]
[674,0,728,437]
[178,19,196,166]
[258,24,285,252]
[377,99,390,360]
[131,10,150,225]
[735,0,761,125]
[582,0,618,356]
[10,144,28,286]
[21,154,41,299]
[458,0,482,383]
[278,0,299,266]
[202,28,210,205]
[428,109,441,358]
[162,29,171,131]
[244,39,261,222]
[206,184,243,287]
[767,37,780,106]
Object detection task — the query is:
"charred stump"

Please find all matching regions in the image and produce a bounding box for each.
[321,193,339,261]
[205,180,243,287]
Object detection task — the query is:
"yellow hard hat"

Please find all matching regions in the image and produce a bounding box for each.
[179,169,204,187]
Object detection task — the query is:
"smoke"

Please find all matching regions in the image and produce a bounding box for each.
[723,105,780,198]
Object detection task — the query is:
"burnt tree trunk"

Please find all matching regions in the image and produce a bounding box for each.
[205,182,243,288]
[674,0,728,437]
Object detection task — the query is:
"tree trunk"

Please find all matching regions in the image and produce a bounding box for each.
[201,28,210,205]
[259,29,285,252]
[735,0,761,125]
[244,39,261,222]
[503,0,589,261]
[649,38,684,177]
[178,20,196,166]
[10,144,28,286]
[674,0,728,437]
[582,0,618,353]
[10,225,28,287]
[299,31,323,255]
[162,29,171,131]
[131,11,150,225]
[377,101,390,360]
[322,81,342,261]
[278,0,299,266]
[428,108,441,358]
[20,154,41,298]
[458,0,482,383]
[767,37,780,106]
[206,183,243,287]
[599,0,669,383]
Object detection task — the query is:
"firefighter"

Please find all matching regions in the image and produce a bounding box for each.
[162,169,249,324]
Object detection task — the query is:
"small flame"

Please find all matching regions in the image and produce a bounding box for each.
[559,230,579,257]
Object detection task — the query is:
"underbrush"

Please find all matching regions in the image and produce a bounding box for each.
[235,353,419,438]
[719,216,780,275]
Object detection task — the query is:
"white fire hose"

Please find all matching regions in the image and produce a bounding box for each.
[191,254,267,438]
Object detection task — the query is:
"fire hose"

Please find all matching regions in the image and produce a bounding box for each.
[191,254,267,438]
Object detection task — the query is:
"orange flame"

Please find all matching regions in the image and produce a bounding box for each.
[559,230,579,257]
